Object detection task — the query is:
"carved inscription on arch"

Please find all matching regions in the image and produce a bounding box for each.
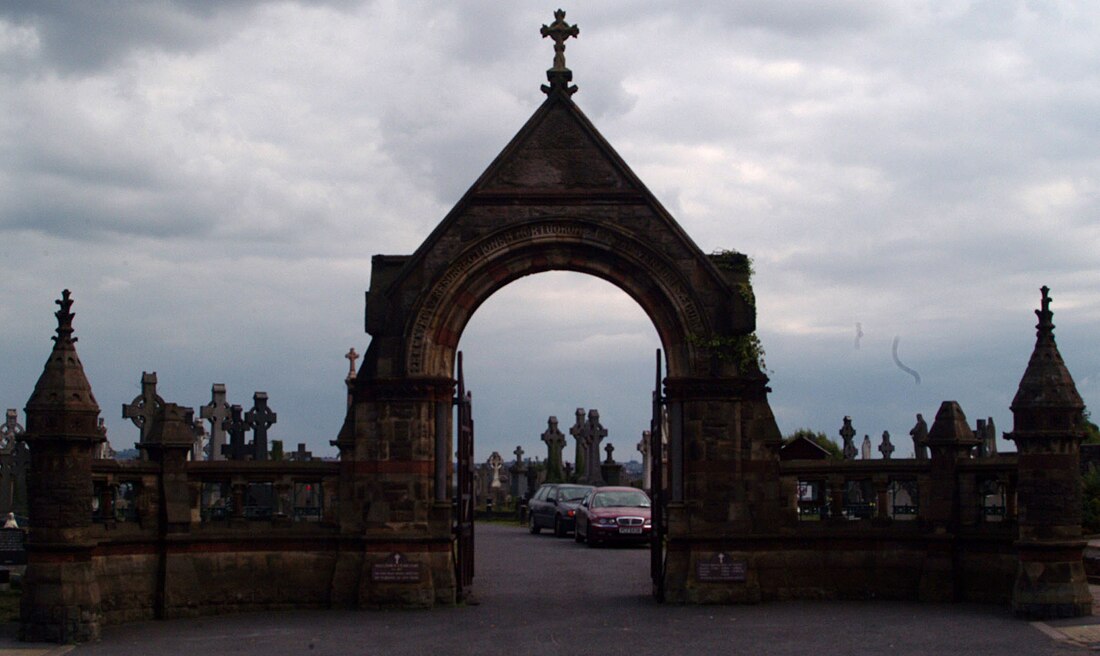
[406,220,707,374]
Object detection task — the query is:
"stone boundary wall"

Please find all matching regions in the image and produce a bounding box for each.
[661,455,1020,604]
[87,459,344,623]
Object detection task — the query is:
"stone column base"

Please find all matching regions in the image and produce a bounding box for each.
[1013,541,1092,620]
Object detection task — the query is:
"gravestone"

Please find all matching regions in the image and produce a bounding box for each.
[122,372,163,449]
[860,435,872,460]
[344,348,359,408]
[584,409,608,485]
[190,415,206,461]
[200,384,230,461]
[94,419,115,460]
[221,405,250,461]
[976,417,997,457]
[0,410,28,518]
[879,430,894,460]
[569,408,587,480]
[540,416,566,482]
[487,452,504,489]
[910,413,929,460]
[0,527,25,566]
[600,442,622,486]
[839,416,857,460]
[245,392,277,462]
[290,443,313,462]
[345,347,359,381]
[510,446,528,499]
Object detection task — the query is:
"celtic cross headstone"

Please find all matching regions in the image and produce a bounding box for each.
[200,384,230,461]
[839,416,857,460]
[245,392,277,461]
[487,452,504,489]
[541,416,566,482]
[122,372,164,445]
[221,405,250,461]
[584,409,608,484]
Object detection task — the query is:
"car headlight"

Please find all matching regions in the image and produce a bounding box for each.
[644,519,652,527]
[595,517,618,527]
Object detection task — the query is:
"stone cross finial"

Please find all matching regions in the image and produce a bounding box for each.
[122,372,164,444]
[604,442,615,464]
[514,445,524,462]
[52,289,77,345]
[244,392,277,461]
[0,410,24,450]
[345,347,359,380]
[540,9,579,95]
[200,383,230,461]
[540,9,578,71]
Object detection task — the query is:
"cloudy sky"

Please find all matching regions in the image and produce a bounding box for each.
[2,1,1098,463]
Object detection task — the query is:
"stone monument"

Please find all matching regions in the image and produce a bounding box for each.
[540,416,566,483]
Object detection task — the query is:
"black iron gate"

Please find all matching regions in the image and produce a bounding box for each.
[650,349,667,601]
[454,352,475,601]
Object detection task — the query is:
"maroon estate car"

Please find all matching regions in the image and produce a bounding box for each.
[574,486,652,547]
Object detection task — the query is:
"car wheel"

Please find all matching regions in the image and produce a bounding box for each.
[529,513,540,535]
[554,515,567,538]
[587,535,599,548]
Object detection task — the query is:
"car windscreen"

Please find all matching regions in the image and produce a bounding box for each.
[556,486,590,502]
[593,490,651,508]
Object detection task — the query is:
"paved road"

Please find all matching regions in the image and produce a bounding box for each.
[0,523,1091,654]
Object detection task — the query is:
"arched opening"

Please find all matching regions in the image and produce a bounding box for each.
[450,270,668,601]
[458,271,661,463]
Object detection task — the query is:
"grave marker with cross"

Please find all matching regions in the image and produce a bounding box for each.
[510,445,528,498]
[569,408,587,480]
[290,443,313,462]
[584,409,608,485]
[122,372,164,447]
[345,347,359,381]
[200,384,230,461]
[221,405,250,461]
[245,392,277,461]
[839,416,858,460]
[541,416,566,483]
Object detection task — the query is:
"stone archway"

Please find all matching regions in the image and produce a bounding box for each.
[335,16,784,606]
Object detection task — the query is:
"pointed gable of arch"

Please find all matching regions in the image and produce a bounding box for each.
[363,82,755,380]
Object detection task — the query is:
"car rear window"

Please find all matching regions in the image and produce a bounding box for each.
[556,486,590,501]
[593,490,650,508]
